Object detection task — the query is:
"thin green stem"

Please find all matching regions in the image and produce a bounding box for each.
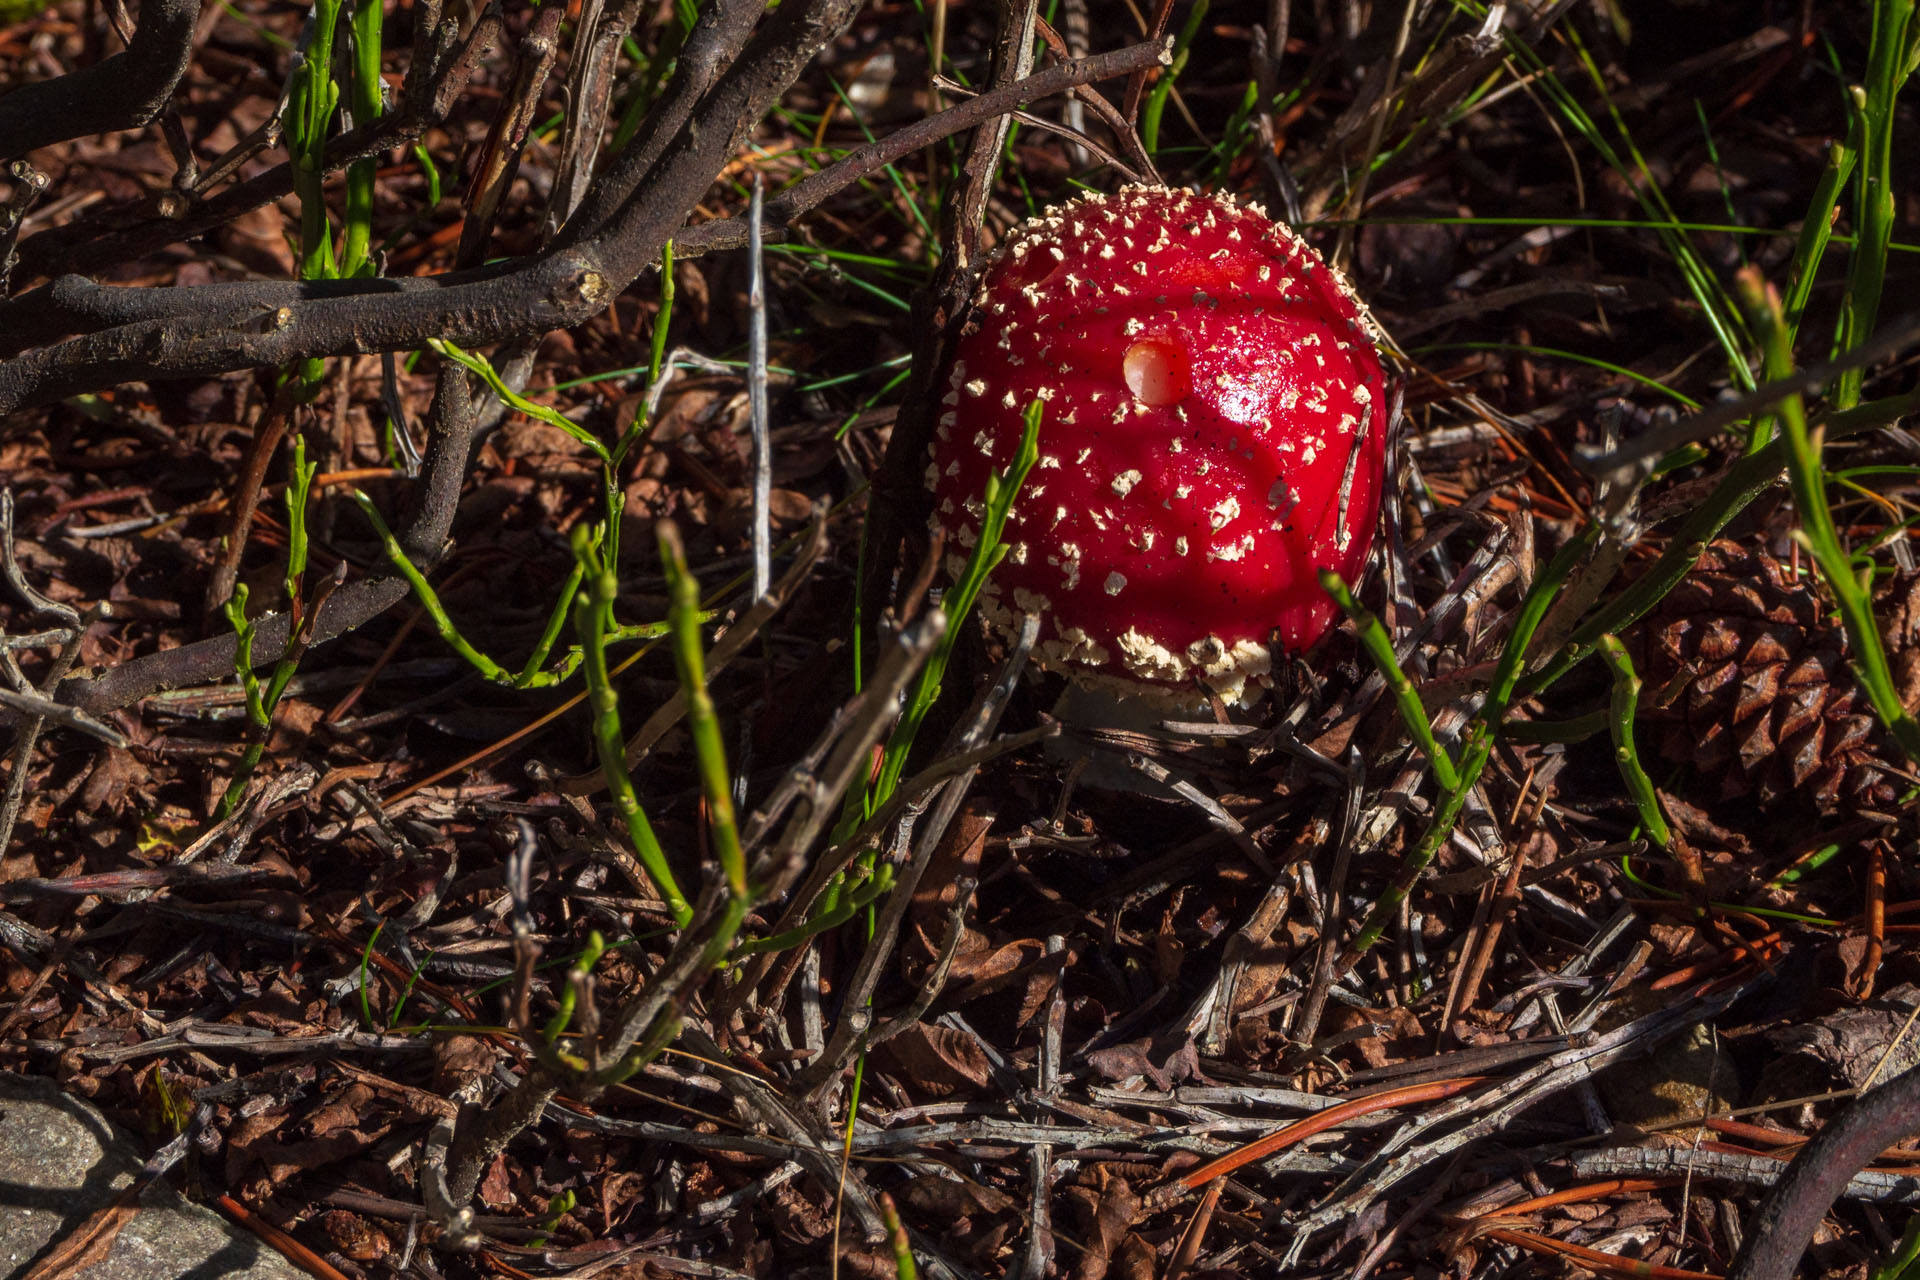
[431,339,612,465]
[1782,133,1857,338]
[1598,635,1670,849]
[657,522,747,901]
[1321,570,1460,791]
[571,526,692,926]
[350,490,513,684]
[1345,526,1599,963]
[856,401,1042,829]
[342,0,384,275]
[1834,0,1916,409]
[287,0,345,280]
[517,563,589,686]
[647,241,675,395]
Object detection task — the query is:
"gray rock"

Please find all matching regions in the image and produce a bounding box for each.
[0,1071,306,1280]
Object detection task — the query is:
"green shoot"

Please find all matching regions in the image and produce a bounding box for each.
[350,491,674,688]
[356,919,383,1031]
[647,240,675,392]
[1781,132,1856,339]
[1833,0,1917,410]
[542,930,607,1045]
[570,525,691,925]
[1344,526,1600,964]
[351,490,542,686]
[1597,635,1670,850]
[430,339,611,464]
[880,1193,917,1280]
[387,948,429,1029]
[1321,569,1460,791]
[341,0,384,276]
[531,1191,577,1249]
[736,860,895,955]
[657,522,747,901]
[1619,853,1843,928]
[285,0,345,280]
[214,435,325,821]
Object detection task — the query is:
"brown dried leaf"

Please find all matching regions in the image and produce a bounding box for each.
[433,1034,496,1099]
[1085,1035,1205,1091]
[876,1022,991,1096]
[1063,1166,1143,1280]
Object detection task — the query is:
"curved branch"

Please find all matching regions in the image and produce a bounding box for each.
[48,0,865,711]
[65,578,412,715]
[0,0,198,162]
[1727,1061,1920,1280]
[0,0,860,413]
[0,37,1167,398]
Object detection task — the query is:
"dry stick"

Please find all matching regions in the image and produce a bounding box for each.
[0,494,103,857]
[680,39,1173,264]
[1289,981,1755,1248]
[680,1025,890,1241]
[457,5,565,266]
[0,685,124,748]
[0,0,196,162]
[547,0,765,249]
[1157,1076,1490,1206]
[544,0,643,234]
[747,173,771,601]
[1484,1228,1719,1280]
[204,380,298,621]
[791,614,1040,1102]
[1032,17,1156,179]
[740,611,946,858]
[641,611,942,1010]
[3,6,501,291]
[1017,932,1068,1280]
[1572,1146,1920,1204]
[1329,0,1419,272]
[1580,308,1920,475]
[0,0,859,412]
[1,37,1165,390]
[1120,0,1178,122]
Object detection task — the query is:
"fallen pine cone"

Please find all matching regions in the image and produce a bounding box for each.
[1630,541,1920,814]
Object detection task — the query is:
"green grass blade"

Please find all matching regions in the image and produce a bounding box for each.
[657,522,747,900]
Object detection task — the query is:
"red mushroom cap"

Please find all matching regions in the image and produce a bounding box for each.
[928,185,1389,707]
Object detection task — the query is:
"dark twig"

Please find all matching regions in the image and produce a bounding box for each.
[0,0,853,406]
[1729,1062,1920,1280]
[0,0,198,162]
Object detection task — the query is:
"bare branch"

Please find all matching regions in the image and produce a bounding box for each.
[0,0,198,162]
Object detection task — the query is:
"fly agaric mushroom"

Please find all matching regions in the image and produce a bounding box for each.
[928,185,1389,711]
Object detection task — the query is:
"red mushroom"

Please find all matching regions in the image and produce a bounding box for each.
[928,185,1389,710]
